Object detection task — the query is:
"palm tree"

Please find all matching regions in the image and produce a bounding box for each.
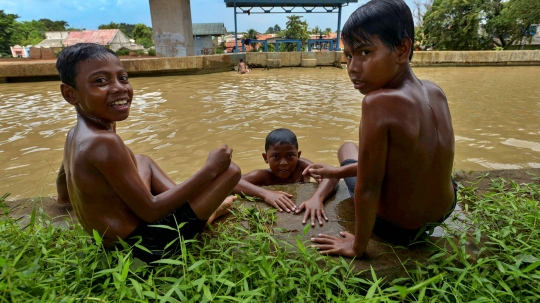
[245,28,258,51]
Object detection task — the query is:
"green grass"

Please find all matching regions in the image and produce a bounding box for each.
[1,176,539,302]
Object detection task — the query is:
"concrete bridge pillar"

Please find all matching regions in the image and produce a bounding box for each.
[149,0,194,57]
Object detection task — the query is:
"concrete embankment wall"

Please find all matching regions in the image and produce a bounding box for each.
[1,50,539,83]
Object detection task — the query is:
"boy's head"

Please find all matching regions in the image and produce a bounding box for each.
[263,128,301,181]
[342,0,414,61]
[56,43,118,89]
[56,43,133,125]
[239,58,244,63]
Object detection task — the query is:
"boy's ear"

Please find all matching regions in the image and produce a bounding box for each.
[297,150,302,158]
[60,83,79,105]
[396,37,412,64]
[262,153,268,163]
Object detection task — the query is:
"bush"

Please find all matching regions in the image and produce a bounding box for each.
[215,48,224,54]
[115,48,130,56]
[147,48,156,56]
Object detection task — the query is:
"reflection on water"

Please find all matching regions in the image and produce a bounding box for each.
[1,66,539,199]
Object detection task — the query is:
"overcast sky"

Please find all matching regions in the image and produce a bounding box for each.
[2,0,418,33]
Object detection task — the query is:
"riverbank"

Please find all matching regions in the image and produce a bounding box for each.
[1,50,539,83]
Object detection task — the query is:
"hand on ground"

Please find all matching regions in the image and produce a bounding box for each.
[311,232,357,257]
[263,190,296,212]
[295,199,328,227]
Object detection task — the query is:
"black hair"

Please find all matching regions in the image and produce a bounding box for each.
[265,128,298,151]
[56,43,118,89]
[239,58,244,62]
[342,0,415,60]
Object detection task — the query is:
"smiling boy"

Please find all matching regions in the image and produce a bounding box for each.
[304,0,456,257]
[232,128,338,227]
[55,43,241,262]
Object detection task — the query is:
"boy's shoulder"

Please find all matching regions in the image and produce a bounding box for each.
[71,126,128,162]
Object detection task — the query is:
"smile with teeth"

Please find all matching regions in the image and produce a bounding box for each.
[111,100,129,106]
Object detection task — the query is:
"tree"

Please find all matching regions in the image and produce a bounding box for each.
[282,15,310,51]
[423,0,484,50]
[265,26,274,34]
[38,18,68,31]
[273,24,281,33]
[12,20,47,46]
[245,28,258,51]
[99,22,136,39]
[0,10,19,53]
[413,0,433,48]
[311,26,321,35]
[132,23,154,48]
[324,28,332,36]
[484,0,540,49]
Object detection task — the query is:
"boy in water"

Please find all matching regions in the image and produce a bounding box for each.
[232,128,338,227]
[304,0,457,257]
[55,43,241,263]
[237,58,251,74]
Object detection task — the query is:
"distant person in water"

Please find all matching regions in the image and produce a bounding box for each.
[303,0,457,257]
[238,58,251,74]
[54,43,241,263]
[232,128,338,227]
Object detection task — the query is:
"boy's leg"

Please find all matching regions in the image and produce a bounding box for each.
[337,143,359,198]
[188,162,241,221]
[136,154,176,195]
[337,142,358,163]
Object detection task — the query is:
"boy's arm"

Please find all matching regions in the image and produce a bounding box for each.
[55,161,71,204]
[302,162,357,182]
[312,94,388,257]
[232,170,296,212]
[93,134,233,223]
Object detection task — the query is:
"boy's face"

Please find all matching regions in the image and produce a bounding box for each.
[263,142,301,180]
[63,53,133,125]
[344,35,402,95]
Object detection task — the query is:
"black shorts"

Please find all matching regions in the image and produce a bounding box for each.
[121,203,207,263]
[340,159,458,245]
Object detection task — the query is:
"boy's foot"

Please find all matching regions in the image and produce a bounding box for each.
[208,195,236,224]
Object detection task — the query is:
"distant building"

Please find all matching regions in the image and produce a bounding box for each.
[10,45,30,58]
[193,23,227,55]
[62,29,143,51]
[37,31,70,48]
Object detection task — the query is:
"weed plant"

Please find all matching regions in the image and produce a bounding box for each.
[1,176,539,302]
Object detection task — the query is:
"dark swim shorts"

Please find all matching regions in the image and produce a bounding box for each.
[340,159,459,245]
[121,203,207,263]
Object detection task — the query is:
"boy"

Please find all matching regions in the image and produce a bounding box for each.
[304,0,457,257]
[237,58,250,74]
[232,128,338,227]
[54,43,241,263]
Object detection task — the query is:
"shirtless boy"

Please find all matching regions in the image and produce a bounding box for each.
[238,58,250,74]
[55,43,241,262]
[304,0,457,257]
[232,128,338,227]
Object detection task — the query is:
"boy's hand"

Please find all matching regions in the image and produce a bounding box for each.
[263,190,296,213]
[311,232,357,257]
[296,198,328,227]
[205,144,233,177]
[302,163,339,183]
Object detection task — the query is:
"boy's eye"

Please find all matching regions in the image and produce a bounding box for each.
[119,75,129,81]
[360,50,370,56]
[95,77,107,83]
[345,54,352,59]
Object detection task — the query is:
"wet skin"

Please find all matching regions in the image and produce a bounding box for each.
[232,142,338,226]
[57,53,240,247]
[305,35,455,257]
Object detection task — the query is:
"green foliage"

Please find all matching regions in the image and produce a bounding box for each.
[244,28,258,50]
[282,15,310,52]
[2,176,539,302]
[324,28,332,36]
[116,48,131,56]
[132,23,154,48]
[215,48,224,54]
[273,24,281,33]
[37,18,68,31]
[0,10,19,53]
[265,26,275,34]
[423,0,485,50]
[147,48,156,56]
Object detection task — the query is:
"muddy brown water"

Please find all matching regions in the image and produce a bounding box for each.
[1,66,539,199]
